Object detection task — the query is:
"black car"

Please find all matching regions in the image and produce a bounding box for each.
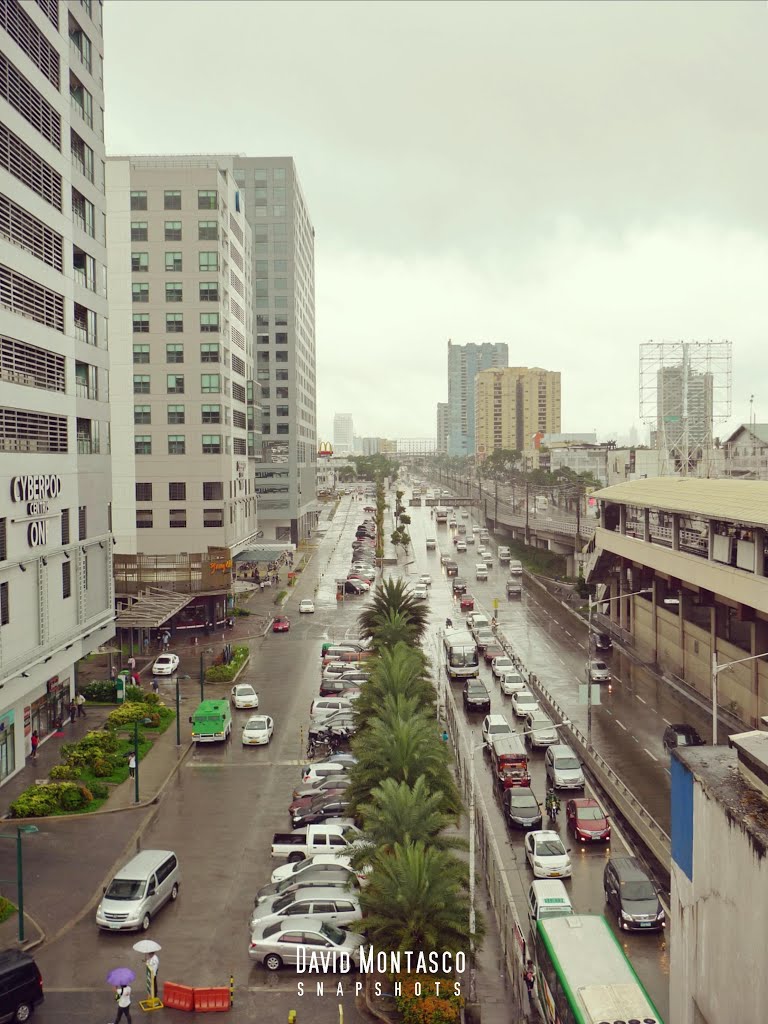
[595,633,613,652]
[0,950,44,1023]
[344,580,367,595]
[662,723,705,753]
[452,578,468,595]
[292,798,350,828]
[445,561,459,577]
[463,680,491,712]
[318,679,363,697]
[502,786,542,829]
[308,712,357,740]
[603,856,665,932]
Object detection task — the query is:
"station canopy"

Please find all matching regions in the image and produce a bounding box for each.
[236,544,296,562]
[114,588,193,630]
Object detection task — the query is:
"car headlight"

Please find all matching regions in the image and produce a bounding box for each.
[621,910,633,921]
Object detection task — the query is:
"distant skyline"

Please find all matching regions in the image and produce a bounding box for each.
[103,1,767,441]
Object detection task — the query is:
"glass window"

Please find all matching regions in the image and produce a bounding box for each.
[275,332,288,345]
[273,223,287,238]
[167,404,185,424]
[131,252,148,272]
[198,190,218,210]
[201,404,221,424]
[199,281,218,302]
[168,434,186,455]
[202,434,222,454]
[274,242,288,256]
[276,387,288,399]
[276,423,289,434]
[134,405,151,425]
[135,482,153,502]
[276,405,289,417]
[167,374,184,394]
[164,221,182,241]
[169,482,186,500]
[200,343,219,363]
[276,369,289,381]
[132,313,149,333]
[166,343,184,363]
[273,205,286,217]
[199,252,218,272]
[136,509,153,528]
[253,168,267,184]
[274,295,288,308]
[165,252,182,272]
[130,221,147,241]
[275,313,288,326]
[201,374,221,393]
[275,351,288,362]
[133,375,150,394]
[169,508,186,528]
[130,190,147,210]
[165,282,183,302]
[200,313,219,333]
[134,435,151,454]
[274,260,287,272]
[274,277,287,291]
[256,314,270,328]
[255,261,268,276]
[166,313,183,333]
[257,334,269,346]
[133,344,150,364]
[132,282,149,302]
[204,508,223,527]
[273,187,286,202]
[198,220,218,240]
[164,190,181,210]
[273,167,286,182]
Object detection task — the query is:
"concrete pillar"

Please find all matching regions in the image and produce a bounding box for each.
[672,513,680,551]
[708,520,716,561]
[651,578,659,663]
[679,589,687,680]
[754,528,765,577]
[619,505,627,536]
[643,507,650,543]
[600,504,606,529]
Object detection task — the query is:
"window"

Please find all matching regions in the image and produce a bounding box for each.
[273,205,286,217]
[276,405,289,417]
[164,190,181,210]
[274,277,287,291]
[273,167,286,182]
[130,221,147,241]
[164,220,182,241]
[274,260,287,272]
[201,374,220,393]
[165,251,182,272]
[201,404,221,424]
[275,313,288,326]
[202,435,221,454]
[256,314,269,328]
[165,282,182,302]
[254,168,267,183]
[133,375,150,393]
[199,281,218,302]
[0,518,5,561]
[169,482,186,501]
[61,508,69,545]
[133,344,149,364]
[167,404,184,424]
[200,313,219,333]
[132,313,149,333]
[131,252,148,272]
[275,351,288,362]
[204,509,223,528]
[203,481,223,500]
[135,435,151,455]
[273,187,286,203]
[136,509,153,529]
[167,374,184,394]
[166,313,183,333]
[169,509,186,528]
[276,370,288,381]
[78,505,87,540]
[276,387,288,399]
[200,343,219,363]
[165,343,183,363]
[130,190,147,210]
[134,404,151,425]
[62,561,71,599]
[168,434,185,454]
[198,220,217,240]
[135,482,152,502]
[276,423,289,434]
[232,382,246,403]
[0,581,8,626]
[274,295,288,308]
[231,354,245,376]
[199,251,218,272]
[275,332,288,344]
[132,282,148,302]
[198,190,217,210]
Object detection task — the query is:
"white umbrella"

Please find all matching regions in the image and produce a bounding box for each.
[132,939,162,954]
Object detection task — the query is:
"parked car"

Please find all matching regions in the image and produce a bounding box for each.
[482,713,514,748]
[231,684,259,709]
[152,653,179,676]
[524,711,559,749]
[511,690,541,718]
[502,786,542,830]
[524,830,572,879]
[309,698,357,722]
[251,888,362,930]
[463,680,491,712]
[273,617,291,633]
[500,671,527,696]
[566,798,611,843]
[267,852,355,888]
[248,917,363,970]
[242,715,274,746]
[307,711,357,741]
[586,659,611,683]
[491,656,514,680]
[291,775,353,802]
[418,574,432,587]
[0,950,44,1023]
[662,723,705,753]
[604,856,665,931]
[299,599,315,614]
[344,580,367,595]
[292,798,351,829]
[301,759,356,786]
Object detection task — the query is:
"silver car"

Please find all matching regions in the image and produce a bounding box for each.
[524,711,559,749]
[256,864,359,903]
[586,660,612,683]
[250,886,361,930]
[248,916,363,971]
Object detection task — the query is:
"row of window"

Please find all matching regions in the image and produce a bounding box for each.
[133,374,224,394]
[133,343,221,364]
[131,221,219,242]
[136,509,224,529]
[131,190,218,211]
[132,252,219,272]
[134,404,223,425]
[136,482,223,502]
[133,282,219,303]
[132,313,219,333]
[135,435,252,455]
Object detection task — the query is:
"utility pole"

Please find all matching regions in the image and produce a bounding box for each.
[525,481,530,543]
[575,485,582,546]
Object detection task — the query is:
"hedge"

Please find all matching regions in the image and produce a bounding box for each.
[9,782,94,818]
[395,976,463,1024]
[81,680,118,702]
[205,645,249,682]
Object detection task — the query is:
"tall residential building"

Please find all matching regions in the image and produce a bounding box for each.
[436,402,449,454]
[656,363,714,469]
[0,0,114,782]
[447,340,508,456]
[107,155,260,629]
[475,367,561,459]
[232,157,317,545]
[333,413,354,456]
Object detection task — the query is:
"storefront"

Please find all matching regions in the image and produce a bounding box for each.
[0,711,15,783]
[29,676,69,739]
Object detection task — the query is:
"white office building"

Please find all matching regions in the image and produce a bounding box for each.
[0,0,114,782]
[333,413,354,456]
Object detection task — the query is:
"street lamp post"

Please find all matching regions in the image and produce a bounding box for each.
[0,825,39,942]
[711,651,768,744]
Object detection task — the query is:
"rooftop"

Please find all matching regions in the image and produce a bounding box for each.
[593,478,768,528]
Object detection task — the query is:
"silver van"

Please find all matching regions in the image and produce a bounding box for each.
[96,850,180,931]
[545,744,585,790]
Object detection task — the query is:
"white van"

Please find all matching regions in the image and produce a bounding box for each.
[498,546,511,563]
[508,560,523,576]
[426,537,436,550]
[96,850,180,932]
[475,563,488,581]
[527,880,573,924]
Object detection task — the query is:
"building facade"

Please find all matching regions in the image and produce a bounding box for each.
[436,402,449,454]
[447,340,508,457]
[107,155,260,628]
[333,413,354,456]
[475,366,560,459]
[722,423,768,479]
[232,157,317,545]
[0,0,114,782]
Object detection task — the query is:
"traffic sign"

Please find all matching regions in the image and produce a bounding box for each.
[493,598,499,610]
[578,684,601,706]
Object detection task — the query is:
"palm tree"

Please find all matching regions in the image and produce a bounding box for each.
[366,608,419,650]
[358,776,467,856]
[355,841,480,954]
[358,579,429,643]
[354,683,435,735]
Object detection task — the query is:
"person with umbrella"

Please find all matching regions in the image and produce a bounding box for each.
[133,939,161,1002]
[107,967,135,1023]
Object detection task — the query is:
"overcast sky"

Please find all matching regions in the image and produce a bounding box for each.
[104,0,767,445]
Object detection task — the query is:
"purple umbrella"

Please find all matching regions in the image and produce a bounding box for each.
[107,967,135,987]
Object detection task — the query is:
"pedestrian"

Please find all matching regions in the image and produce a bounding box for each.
[30,730,39,761]
[127,656,136,672]
[110,665,117,681]
[524,960,535,1001]
[68,700,76,724]
[151,676,159,694]
[146,952,159,1000]
[131,672,141,687]
[441,729,449,744]
[128,751,136,779]
[113,982,133,1023]
[76,692,87,717]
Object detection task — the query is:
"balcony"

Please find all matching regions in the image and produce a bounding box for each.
[75,380,96,400]
[69,38,92,74]
[70,94,93,130]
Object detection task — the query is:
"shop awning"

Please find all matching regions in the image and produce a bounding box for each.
[114,588,194,630]
[236,544,296,562]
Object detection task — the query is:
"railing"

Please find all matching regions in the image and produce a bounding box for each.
[75,381,95,400]
[70,95,93,129]
[69,39,92,74]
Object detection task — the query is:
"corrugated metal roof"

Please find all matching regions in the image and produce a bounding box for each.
[723,423,768,445]
[593,478,768,527]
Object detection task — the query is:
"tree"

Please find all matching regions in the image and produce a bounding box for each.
[365,609,420,651]
[358,776,467,856]
[359,579,429,643]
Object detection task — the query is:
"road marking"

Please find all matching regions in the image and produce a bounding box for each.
[664,767,671,775]
[611,675,621,684]
[644,747,658,761]
[662,717,671,726]
[615,719,627,731]
[636,695,647,705]
[188,759,305,768]
[577,642,586,650]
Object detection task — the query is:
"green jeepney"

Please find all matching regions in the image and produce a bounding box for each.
[189,699,232,743]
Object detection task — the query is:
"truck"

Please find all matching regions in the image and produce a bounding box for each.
[435,507,448,524]
[498,546,511,564]
[443,630,479,680]
[271,822,361,862]
[490,734,530,790]
[189,699,232,743]
[506,578,522,599]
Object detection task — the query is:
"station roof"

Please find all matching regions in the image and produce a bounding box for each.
[593,478,768,528]
[114,588,193,629]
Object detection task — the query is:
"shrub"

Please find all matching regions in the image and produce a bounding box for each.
[62,749,90,771]
[107,703,155,728]
[9,781,93,817]
[77,730,119,754]
[395,977,463,1024]
[233,607,251,617]
[0,896,15,924]
[125,685,146,703]
[81,681,118,702]
[146,712,160,727]
[204,646,249,683]
[141,691,161,707]
[90,755,114,777]
[49,764,80,781]
[59,785,86,811]
[274,590,287,604]
[90,781,109,799]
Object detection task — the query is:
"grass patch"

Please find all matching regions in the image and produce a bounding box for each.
[0,897,15,924]
[274,590,287,604]
[505,538,567,578]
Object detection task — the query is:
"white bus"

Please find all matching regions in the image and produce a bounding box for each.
[443,631,479,680]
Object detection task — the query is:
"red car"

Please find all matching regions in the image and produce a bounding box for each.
[272,616,290,633]
[483,644,505,665]
[460,594,474,612]
[565,798,611,843]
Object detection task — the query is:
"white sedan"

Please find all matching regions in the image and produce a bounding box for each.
[151,653,179,676]
[510,690,541,718]
[299,599,315,614]
[418,574,432,587]
[491,656,514,680]
[242,715,274,746]
[501,671,527,696]
[231,683,259,709]
[525,830,572,878]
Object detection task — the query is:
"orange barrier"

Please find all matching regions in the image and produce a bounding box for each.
[194,986,231,1011]
[162,982,195,1011]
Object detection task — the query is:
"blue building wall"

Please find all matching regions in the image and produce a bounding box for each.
[671,754,694,881]
[447,342,508,457]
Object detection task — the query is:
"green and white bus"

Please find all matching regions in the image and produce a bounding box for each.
[533,914,664,1024]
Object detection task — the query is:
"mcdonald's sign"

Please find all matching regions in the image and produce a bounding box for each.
[317,441,333,458]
